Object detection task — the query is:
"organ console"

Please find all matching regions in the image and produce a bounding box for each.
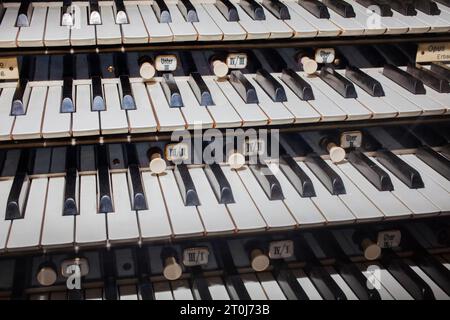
[0,0,449,303]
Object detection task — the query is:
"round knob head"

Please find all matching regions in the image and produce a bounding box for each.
[36,266,57,286]
[163,260,182,281]
[364,243,382,261]
[140,62,156,81]
[228,153,245,170]
[213,60,229,78]
[150,157,166,174]
[251,252,270,272]
[329,145,346,163]
[301,58,318,75]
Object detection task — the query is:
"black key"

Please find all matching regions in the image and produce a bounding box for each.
[384,126,422,149]
[30,148,51,175]
[97,145,114,213]
[355,0,393,16]
[280,68,314,101]
[89,0,102,24]
[178,0,199,22]
[298,0,330,18]
[10,257,27,300]
[49,147,67,174]
[383,63,426,94]
[1,150,21,178]
[410,126,448,147]
[272,260,309,300]
[254,69,287,102]
[64,146,78,216]
[216,0,240,21]
[61,55,75,113]
[414,0,441,14]
[191,267,213,300]
[5,149,31,220]
[62,0,74,26]
[102,250,118,300]
[11,56,35,116]
[174,164,200,206]
[126,144,148,211]
[229,70,258,104]
[119,75,136,110]
[259,48,287,72]
[348,150,394,191]
[406,64,450,93]
[320,66,357,98]
[188,72,214,106]
[153,0,172,23]
[204,163,235,204]
[78,145,96,172]
[345,65,385,97]
[88,54,105,111]
[376,149,424,188]
[161,73,183,107]
[113,0,128,24]
[240,0,266,20]
[249,163,284,200]
[136,248,154,300]
[279,153,316,197]
[0,150,6,175]
[322,0,356,17]
[304,153,346,195]
[416,146,450,180]
[108,144,127,170]
[16,0,32,27]
[262,0,291,19]
[434,0,450,6]
[390,0,417,15]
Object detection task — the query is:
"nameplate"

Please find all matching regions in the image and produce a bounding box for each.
[155,54,177,72]
[377,230,401,249]
[416,42,450,62]
[226,53,248,69]
[314,48,335,64]
[165,142,189,162]
[269,240,294,259]
[340,131,362,149]
[0,57,19,80]
[183,247,209,267]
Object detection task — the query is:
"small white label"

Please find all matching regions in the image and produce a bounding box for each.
[244,139,265,157]
[416,42,450,63]
[377,230,402,249]
[314,48,335,64]
[155,55,177,72]
[165,143,189,162]
[226,53,248,69]
[183,247,209,267]
[340,131,362,149]
[269,240,294,259]
[0,57,19,80]
[61,258,89,277]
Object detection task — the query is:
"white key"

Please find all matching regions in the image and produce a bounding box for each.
[154,282,174,300]
[42,85,72,138]
[138,4,173,42]
[292,268,323,300]
[285,1,341,36]
[119,285,139,300]
[324,266,358,300]
[158,171,204,237]
[421,84,450,113]
[85,288,103,300]
[237,165,296,229]
[96,5,122,44]
[41,177,75,247]
[241,273,268,299]
[107,173,140,243]
[407,262,450,300]
[391,11,429,34]
[234,4,270,39]
[414,10,450,32]
[0,7,19,47]
[0,180,13,250]
[168,4,198,41]
[189,167,235,234]
[70,5,96,46]
[100,83,129,134]
[356,263,394,300]
[371,157,440,216]
[72,84,100,136]
[268,2,318,38]
[207,277,230,300]
[0,87,16,140]
[272,163,326,226]
[121,5,149,43]
[17,6,47,47]
[146,81,186,131]
[327,7,365,36]
[221,166,267,232]
[215,79,268,126]
[171,280,194,300]
[7,178,47,250]
[137,172,172,240]
[327,160,384,221]
[257,272,287,300]
[336,161,411,219]
[75,175,107,245]
[332,2,386,35]
[244,74,295,125]
[12,86,47,140]
[192,4,223,40]
[298,161,356,223]
[260,7,294,38]
[176,79,214,129]
[44,6,70,46]
[127,82,158,133]
[202,3,246,40]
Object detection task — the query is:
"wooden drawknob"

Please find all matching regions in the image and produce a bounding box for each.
[250,249,270,272]
[228,152,245,170]
[212,60,229,78]
[163,257,183,281]
[300,56,318,75]
[149,152,166,174]
[36,264,58,286]
[327,142,346,163]
[139,61,156,81]
[361,239,382,261]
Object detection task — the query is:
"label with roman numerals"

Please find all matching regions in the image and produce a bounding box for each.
[182,247,210,267]
[340,131,362,148]
[0,57,19,80]
[314,48,335,64]
[155,54,178,72]
[165,143,189,162]
[416,42,450,62]
[226,53,248,69]
[269,240,294,259]
[244,139,265,157]
[377,230,402,249]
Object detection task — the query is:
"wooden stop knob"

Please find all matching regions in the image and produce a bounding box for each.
[250,249,270,272]
[300,56,318,75]
[36,265,58,286]
[163,257,182,281]
[361,238,381,261]
[228,152,245,170]
[327,142,346,163]
[149,152,166,174]
[212,60,229,78]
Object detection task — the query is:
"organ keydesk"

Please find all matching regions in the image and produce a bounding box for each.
[0,0,449,302]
